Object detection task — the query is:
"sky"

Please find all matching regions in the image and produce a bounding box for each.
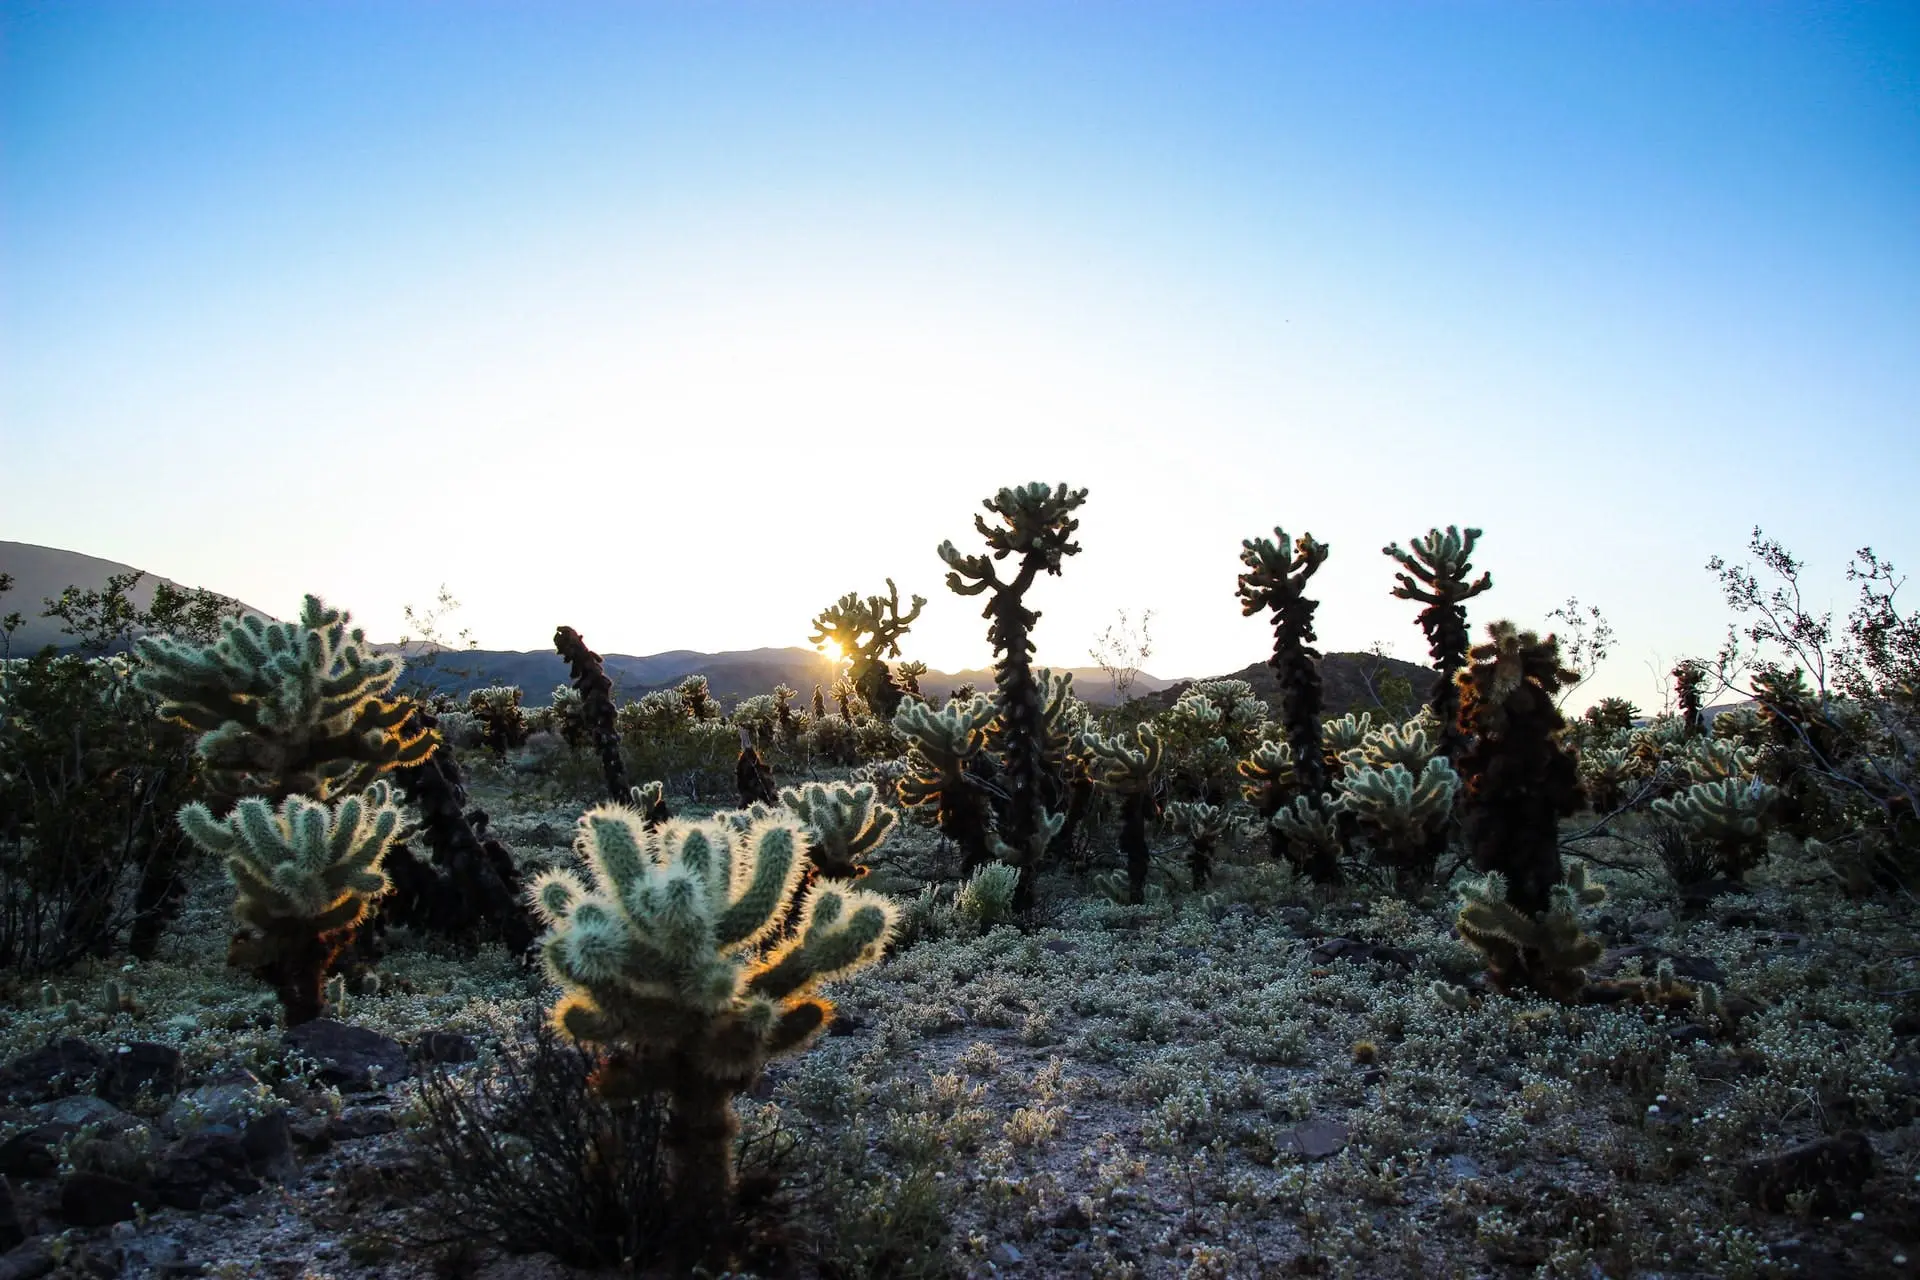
[3,2,1916,712]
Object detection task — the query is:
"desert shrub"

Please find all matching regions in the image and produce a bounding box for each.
[400,1020,676,1269]
[0,651,203,971]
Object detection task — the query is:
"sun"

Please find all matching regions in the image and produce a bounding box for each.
[818,639,846,666]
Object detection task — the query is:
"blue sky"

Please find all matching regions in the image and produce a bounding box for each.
[3,2,1915,708]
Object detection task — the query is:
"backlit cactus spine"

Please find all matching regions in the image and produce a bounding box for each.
[529,808,897,1257]
[1650,776,1780,881]
[779,780,899,880]
[939,482,1088,911]
[1384,526,1492,762]
[179,783,402,1024]
[1450,861,1606,1003]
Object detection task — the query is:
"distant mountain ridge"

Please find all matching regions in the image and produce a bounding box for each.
[0,541,1177,706]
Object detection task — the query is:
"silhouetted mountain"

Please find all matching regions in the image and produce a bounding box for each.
[0,541,269,654]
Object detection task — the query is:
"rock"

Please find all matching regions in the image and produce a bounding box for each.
[160,1075,278,1137]
[1894,1010,1920,1038]
[1041,939,1076,955]
[328,1107,397,1142]
[0,1177,21,1251]
[149,1131,260,1211]
[1052,1200,1092,1231]
[241,1112,296,1182]
[57,1172,144,1227]
[1447,1154,1481,1179]
[1310,937,1416,970]
[96,1043,182,1108]
[0,1237,55,1280]
[1628,909,1675,935]
[283,1021,411,1092]
[1665,1023,1713,1046]
[288,1117,332,1154]
[0,1042,103,1106]
[1279,1117,1350,1160]
[413,1031,477,1065]
[1735,1131,1875,1214]
[1,1100,135,1181]
[993,1242,1025,1266]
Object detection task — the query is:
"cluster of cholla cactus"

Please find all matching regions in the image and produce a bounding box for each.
[810,578,926,721]
[183,783,402,1024]
[529,806,897,1258]
[133,596,452,1020]
[937,482,1089,911]
[1082,724,1163,903]
[1164,800,1246,890]
[1384,526,1492,763]
[467,685,529,756]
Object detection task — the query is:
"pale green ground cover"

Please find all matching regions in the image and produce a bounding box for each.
[6,750,1920,1278]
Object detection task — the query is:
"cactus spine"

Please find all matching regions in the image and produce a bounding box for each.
[939,482,1089,912]
[530,807,897,1257]
[1384,526,1492,763]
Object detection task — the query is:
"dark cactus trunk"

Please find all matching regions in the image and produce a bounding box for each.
[554,626,630,803]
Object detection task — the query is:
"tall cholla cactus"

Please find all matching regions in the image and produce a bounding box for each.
[1338,758,1460,892]
[554,626,630,802]
[1581,745,1635,813]
[1651,776,1780,882]
[1083,725,1163,904]
[779,780,898,880]
[1237,739,1294,860]
[810,579,927,721]
[530,808,898,1250]
[1237,527,1331,799]
[895,694,998,874]
[179,782,402,1024]
[1447,862,1606,1004]
[939,482,1089,912]
[1674,659,1708,738]
[133,595,434,801]
[1456,621,1585,917]
[1384,526,1493,763]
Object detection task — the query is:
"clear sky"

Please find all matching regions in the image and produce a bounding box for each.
[3,2,1915,710]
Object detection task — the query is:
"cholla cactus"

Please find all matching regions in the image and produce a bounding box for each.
[895,694,997,873]
[731,694,780,749]
[1581,745,1635,813]
[1452,862,1606,1003]
[955,861,1020,932]
[810,578,927,720]
[1237,527,1331,814]
[1677,737,1759,785]
[468,685,529,756]
[1339,719,1437,773]
[1456,622,1584,916]
[939,482,1088,911]
[530,807,897,1252]
[180,782,402,1024]
[1164,800,1244,889]
[1321,712,1374,757]
[1084,725,1163,904]
[734,726,777,807]
[1237,739,1294,862]
[1384,526,1493,761]
[1271,794,1344,882]
[1674,659,1707,738]
[894,659,929,700]
[133,595,435,801]
[629,779,670,828]
[1338,758,1460,890]
[779,780,899,879]
[773,684,799,744]
[1650,776,1780,881]
[1157,690,1236,803]
[548,684,588,747]
[678,675,721,724]
[554,626,629,802]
